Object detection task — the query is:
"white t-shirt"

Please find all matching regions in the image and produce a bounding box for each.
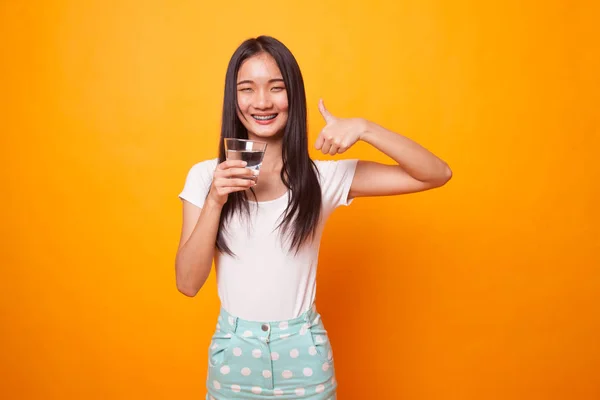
[178,157,358,322]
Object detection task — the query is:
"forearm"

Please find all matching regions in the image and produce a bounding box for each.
[175,200,223,296]
[360,120,452,184]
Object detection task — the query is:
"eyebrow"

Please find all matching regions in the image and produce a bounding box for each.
[237,78,285,85]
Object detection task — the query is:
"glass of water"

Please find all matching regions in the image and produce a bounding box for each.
[224,138,267,178]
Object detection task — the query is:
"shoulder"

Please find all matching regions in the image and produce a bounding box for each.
[185,157,219,178]
[312,158,359,210]
[312,159,359,182]
[181,157,219,186]
[188,157,219,172]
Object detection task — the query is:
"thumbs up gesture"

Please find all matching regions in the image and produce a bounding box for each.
[315,99,367,155]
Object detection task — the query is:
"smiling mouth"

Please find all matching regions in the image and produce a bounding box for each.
[252,114,277,121]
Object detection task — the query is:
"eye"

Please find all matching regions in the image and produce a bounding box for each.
[271,86,285,92]
[238,87,252,92]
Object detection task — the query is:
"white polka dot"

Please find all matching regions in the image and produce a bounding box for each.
[241,367,251,376]
[308,346,317,356]
[213,380,221,390]
[303,367,313,377]
[220,365,230,375]
[282,370,293,379]
[279,321,288,330]
[210,396,216,400]
[295,388,306,396]
[228,316,235,325]
[328,349,333,359]
[315,335,324,344]
[224,333,232,338]
[216,323,221,330]
[262,370,272,378]
[252,387,262,394]
[316,384,325,393]
[271,352,280,361]
[243,330,253,337]
[331,376,336,385]
[233,347,242,357]
[322,362,330,371]
[280,333,290,339]
[231,384,241,392]
[312,316,320,325]
[300,323,309,335]
[211,343,218,350]
[290,349,299,358]
[252,349,262,358]
[274,388,284,396]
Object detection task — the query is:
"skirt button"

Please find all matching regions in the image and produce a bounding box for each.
[261,324,269,332]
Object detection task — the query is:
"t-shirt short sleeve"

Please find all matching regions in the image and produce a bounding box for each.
[178,158,219,208]
[315,159,359,211]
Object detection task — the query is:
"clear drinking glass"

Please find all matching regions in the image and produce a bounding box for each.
[224,138,268,178]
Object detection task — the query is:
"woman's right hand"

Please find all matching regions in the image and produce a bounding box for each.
[206,160,257,207]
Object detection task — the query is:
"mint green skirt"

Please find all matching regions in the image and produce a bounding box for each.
[206,304,337,399]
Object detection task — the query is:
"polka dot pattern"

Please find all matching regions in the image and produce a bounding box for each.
[206,307,336,398]
[282,370,293,379]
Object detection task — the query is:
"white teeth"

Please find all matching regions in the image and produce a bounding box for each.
[253,114,277,121]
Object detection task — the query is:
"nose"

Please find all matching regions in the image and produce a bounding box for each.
[254,88,273,109]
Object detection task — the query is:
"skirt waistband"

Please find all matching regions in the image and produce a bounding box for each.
[216,304,321,339]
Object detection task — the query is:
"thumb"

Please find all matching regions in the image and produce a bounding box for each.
[318,99,335,124]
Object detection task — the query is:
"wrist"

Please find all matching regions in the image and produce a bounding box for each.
[205,195,225,211]
[359,119,376,141]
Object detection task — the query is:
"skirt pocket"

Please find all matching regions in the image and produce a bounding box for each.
[308,320,334,363]
[207,331,237,368]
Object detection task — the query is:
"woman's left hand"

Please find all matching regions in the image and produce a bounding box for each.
[315,99,367,155]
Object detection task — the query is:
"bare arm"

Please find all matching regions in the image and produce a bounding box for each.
[175,160,255,297]
[349,121,452,198]
[175,199,223,297]
[315,99,452,198]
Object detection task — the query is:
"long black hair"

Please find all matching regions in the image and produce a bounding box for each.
[215,35,322,256]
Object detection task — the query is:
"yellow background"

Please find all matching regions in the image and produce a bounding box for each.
[1,0,599,399]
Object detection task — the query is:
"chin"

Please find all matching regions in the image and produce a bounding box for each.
[250,126,286,140]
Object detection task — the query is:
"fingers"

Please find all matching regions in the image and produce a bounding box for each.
[315,134,325,151]
[213,177,255,195]
[217,160,247,170]
[216,160,257,179]
[316,132,346,155]
[222,167,256,179]
[318,99,334,124]
[214,160,257,194]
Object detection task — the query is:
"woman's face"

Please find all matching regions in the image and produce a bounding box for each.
[236,53,289,140]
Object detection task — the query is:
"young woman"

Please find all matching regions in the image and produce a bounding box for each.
[176,35,451,400]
